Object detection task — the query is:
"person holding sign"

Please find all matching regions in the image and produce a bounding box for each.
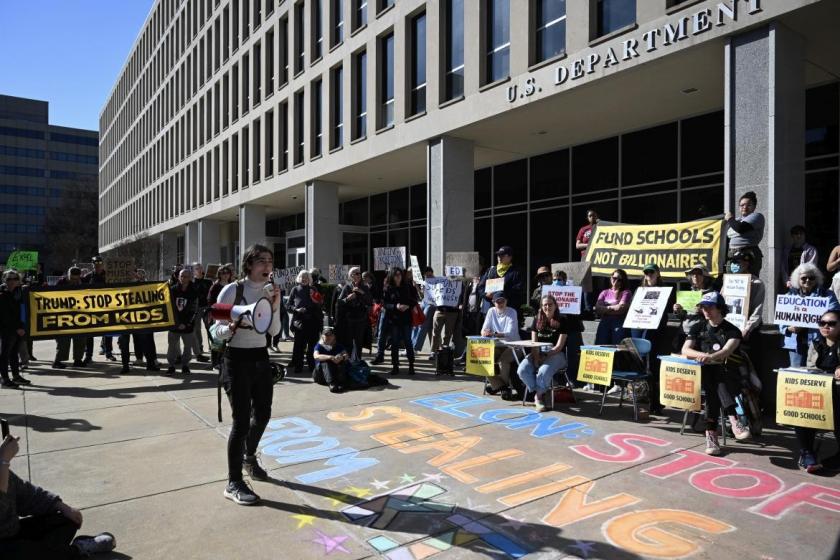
[681,292,750,455]
[516,295,568,412]
[727,250,765,342]
[779,263,840,367]
[673,265,713,351]
[476,246,525,325]
[796,309,840,472]
[481,293,521,399]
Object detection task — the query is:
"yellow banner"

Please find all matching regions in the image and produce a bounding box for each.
[578,346,615,387]
[28,282,176,338]
[466,338,495,377]
[585,218,725,279]
[776,370,835,430]
[659,357,702,411]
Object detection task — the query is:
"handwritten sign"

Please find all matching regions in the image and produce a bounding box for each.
[274,266,305,292]
[328,264,358,284]
[676,290,702,310]
[658,355,702,411]
[424,277,463,307]
[485,277,505,295]
[721,274,752,331]
[776,369,835,430]
[541,285,582,315]
[445,265,465,277]
[409,255,422,282]
[105,258,135,283]
[578,346,615,387]
[774,294,833,329]
[374,247,407,271]
[466,337,495,376]
[623,287,673,330]
[445,252,480,279]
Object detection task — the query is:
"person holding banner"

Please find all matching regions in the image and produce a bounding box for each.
[166,268,199,375]
[476,246,525,325]
[779,263,840,367]
[798,309,840,472]
[382,267,417,376]
[0,270,30,388]
[52,268,88,369]
[594,269,631,346]
[681,292,750,455]
[336,267,372,361]
[411,267,436,352]
[82,256,115,363]
[517,295,568,412]
[481,293,521,399]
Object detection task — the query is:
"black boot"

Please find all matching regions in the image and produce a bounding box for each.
[408,361,415,376]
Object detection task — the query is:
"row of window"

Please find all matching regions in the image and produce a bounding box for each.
[0,145,99,164]
[0,126,97,146]
[0,204,47,215]
[0,185,62,197]
[0,223,43,234]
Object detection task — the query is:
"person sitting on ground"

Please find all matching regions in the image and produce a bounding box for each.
[481,293,521,399]
[312,328,350,393]
[680,292,751,456]
[781,225,819,290]
[517,295,568,412]
[0,434,116,558]
[779,263,840,367]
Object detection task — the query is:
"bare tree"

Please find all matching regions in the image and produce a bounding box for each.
[42,182,98,275]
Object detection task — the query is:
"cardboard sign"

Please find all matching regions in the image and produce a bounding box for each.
[721,274,752,331]
[676,290,703,310]
[466,337,495,376]
[551,262,592,292]
[585,218,725,279]
[424,277,463,307]
[274,266,306,292]
[623,287,673,330]
[773,294,833,329]
[578,346,615,387]
[445,252,481,279]
[328,264,358,284]
[28,282,175,339]
[776,369,835,430]
[445,265,465,277]
[541,285,583,315]
[105,258,135,283]
[659,355,702,411]
[374,247,407,271]
[409,255,423,282]
[205,264,221,279]
[485,277,505,295]
[6,250,38,271]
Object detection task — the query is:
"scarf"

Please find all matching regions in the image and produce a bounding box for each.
[496,262,511,277]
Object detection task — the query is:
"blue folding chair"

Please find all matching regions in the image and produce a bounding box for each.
[599,338,651,421]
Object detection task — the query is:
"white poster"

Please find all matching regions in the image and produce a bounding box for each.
[774,294,834,329]
[721,274,752,331]
[485,277,505,295]
[541,285,583,315]
[445,265,465,277]
[425,277,463,307]
[374,247,407,271]
[623,287,673,330]
[327,264,358,284]
[274,266,305,292]
[410,255,423,282]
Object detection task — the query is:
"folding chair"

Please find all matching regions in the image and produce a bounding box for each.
[599,338,651,422]
[680,389,727,445]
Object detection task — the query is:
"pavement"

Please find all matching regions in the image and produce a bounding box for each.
[2,332,840,560]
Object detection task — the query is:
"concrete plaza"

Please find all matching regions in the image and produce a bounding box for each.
[2,333,839,559]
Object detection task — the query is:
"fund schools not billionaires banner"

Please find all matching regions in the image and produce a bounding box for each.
[28,282,175,338]
[585,218,725,279]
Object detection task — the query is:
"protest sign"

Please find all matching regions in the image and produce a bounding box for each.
[541,285,582,315]
[773,294,833,329]
[274,266,306,292]
[328,264,358,284]
[585,218,725,279]
[409,255,422,281]
[424,277,463,307]
[445,265,465,277]
[551,262,592,292]
[658,355,702,411]
[205,264,221,279]
[485,277,505,295]
[6,250,38,271]
[466,337,495,376]
[374,247,407,271]
[776,369,835,430]
[105,258,135,283]
[676,290,702,310]
[623,287,673,330]
[721,274,752,331]
[445,252,481,278]
[28,282,175,339]
[578,346,616,387]
[46,276,62,287]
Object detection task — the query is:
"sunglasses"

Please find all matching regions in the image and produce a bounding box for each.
[818,320,838,328]
[800,276,815,282]
[610,276,621,281]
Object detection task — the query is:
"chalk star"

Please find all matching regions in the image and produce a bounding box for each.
[398,473,416,484]
[292,511,316,529]
[344,486,372,499]
[326,486,372,507]
[566,540,597,558]
[499,515,527,531]
[310,529,351,555]
[370,479,391,491]
[422,472,447,483]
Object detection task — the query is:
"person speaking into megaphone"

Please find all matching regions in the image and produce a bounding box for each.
[211,244,282,507]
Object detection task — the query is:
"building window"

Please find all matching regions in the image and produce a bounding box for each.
[279,100,289,171]
[378,0,394,13]
[253,0,261,29]
[444,0,464,101]
[312,78,323,157]
[595,0,636,38]
[265,111,274,177]
[243,0,250,40]
[312,0,324,61]
[232,62,240,120]
[331,65,344,149]
[294,89,305,164]
[535,0,566,63]
[280,17,289,85]
[354,0,367,30]
[253,41,262,105]
[353,50,367,139]
[242,125,250,187]
[379,33,394,128]
[331,0,344,47]
[294,2,305,75]
[253,120,261,182]
[410,12,426,116]
[266,28,275,95]
[242,53,250,113]
[223,71,230,128]
[231,133,239,192]
[485,0,510,84]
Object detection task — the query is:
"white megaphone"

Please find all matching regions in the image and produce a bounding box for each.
[210,298,273,334]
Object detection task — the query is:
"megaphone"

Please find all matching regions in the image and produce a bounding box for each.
[210,297,274,334]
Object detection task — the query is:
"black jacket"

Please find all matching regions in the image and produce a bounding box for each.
[337,282,372,322]
[287,284,321,328]
[383,282,418,327]
[193,277,212,307]
[170,282,199,332]
[0,285,24,335]
[476,265,525,313]
[82,269,107,286]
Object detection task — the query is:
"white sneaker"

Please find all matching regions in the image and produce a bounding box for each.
[584,383,594,391]
[606,384,622,396]
[705,431,721,456]
[729,416,751,441]
[73,532,116,555]
[534,392,546,413]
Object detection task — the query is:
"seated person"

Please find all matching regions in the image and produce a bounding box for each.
[312,328,349,393]
[481,293,521,399]
[797,310,840,473]
[0,434,115,558]
[517,295,568,412]
[681,292,751,457]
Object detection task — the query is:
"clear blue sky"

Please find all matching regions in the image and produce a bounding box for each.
[0,0,155,131]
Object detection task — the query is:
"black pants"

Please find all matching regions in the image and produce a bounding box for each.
[0,512,81,559]
[702,365,740,430]
[1,332,21,381]
[118,333,157,367]
[55,336,86,363]
[290,325,318,370]
[340,317,368,361]
[314,361,347,386]
[224,348,274,482]
[794,384,840,454]
[390,323,415,368]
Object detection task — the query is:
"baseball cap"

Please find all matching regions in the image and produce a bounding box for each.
[698,291,726,307]
[492,292,507,303]
[642,263,660,274]
[685,265,711,277]
[92,255,104,263]
[535,266,551,277]
[496,246,513,257]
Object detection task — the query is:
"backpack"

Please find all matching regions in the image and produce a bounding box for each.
[207,281,246,422]
[435,347,454,376]
[347,360,372,386]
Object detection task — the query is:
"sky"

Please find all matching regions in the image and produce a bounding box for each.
[0,0,155,131]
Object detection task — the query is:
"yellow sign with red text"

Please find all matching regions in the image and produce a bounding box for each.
[776,370,834,430]
[466,337,496,376]
[578,346,615,387]
[659,356,702,411]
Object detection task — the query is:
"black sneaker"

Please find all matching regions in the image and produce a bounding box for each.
[224,480,260,505]
[181,366,191,375]
[82,356,92,366]
[196,355,210,362]
[72,532,116,555]
[11,376,31,385]
[120,365,130,374]
[166,366,176,375]
[73,360,85,367]
[1,379,20,389]
[329,384,344,393]
[105,354,117,362]
[53,361,66,369]
[371,355,384,365]
[146,364,161,372]
[243,454,270,481]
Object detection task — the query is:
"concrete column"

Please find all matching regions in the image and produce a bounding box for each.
[198,219,222,265]
[725,23,805,313]
[305,180,341,271]
[427,136,474,274]
[238,204,267,253]
[426,0,441,108]
[185,222,200,265]
[509,0,529,74]
[159,231,178,280]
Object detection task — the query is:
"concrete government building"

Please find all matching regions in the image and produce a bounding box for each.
[99,0,840,298]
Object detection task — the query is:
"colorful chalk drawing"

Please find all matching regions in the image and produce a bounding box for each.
[308,529,351,554]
